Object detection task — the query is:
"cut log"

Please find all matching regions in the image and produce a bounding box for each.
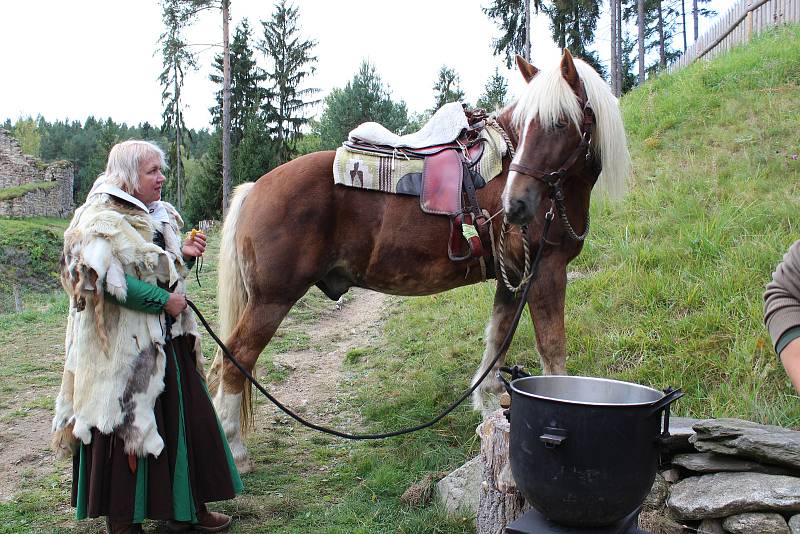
[476,409,530,534]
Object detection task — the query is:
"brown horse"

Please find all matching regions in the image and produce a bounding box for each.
[207,50,630,472]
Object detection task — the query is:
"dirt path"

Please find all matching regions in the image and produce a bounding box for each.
[254,288,392,431]
[0,288,392,502]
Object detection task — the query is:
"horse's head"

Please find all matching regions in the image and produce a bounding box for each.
[502,50,630,227]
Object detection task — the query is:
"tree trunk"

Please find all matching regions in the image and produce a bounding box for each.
[476,410,530,534]
[657,0,666,68]
[610,0,618,96]
[174,68,182,212]
[221,0,232,218]
[693,0,699,41]
[524,0,531,61]
[616,0,623,92]
[638,0,646,83]
[681,0,688,51]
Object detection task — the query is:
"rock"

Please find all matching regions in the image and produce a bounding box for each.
[667,472,800,520]
[436,455,483,516]
[690,418,800,469]
[697,518,726,534]
[789,514,800,534]
[661,467,682,483]
[673,452,799,475]
[643,472,669,510]
[661,416,702,453]
[723,512,789,534]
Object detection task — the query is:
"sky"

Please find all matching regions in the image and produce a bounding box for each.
[0,0,731,131]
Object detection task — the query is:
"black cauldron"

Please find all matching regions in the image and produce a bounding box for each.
[501,371,683,528]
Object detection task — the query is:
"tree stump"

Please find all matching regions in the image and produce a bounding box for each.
[476,409,530,533]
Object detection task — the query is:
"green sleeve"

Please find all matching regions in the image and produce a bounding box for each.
[106,274,170,314]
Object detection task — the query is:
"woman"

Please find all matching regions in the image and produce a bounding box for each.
[52,140,242,533]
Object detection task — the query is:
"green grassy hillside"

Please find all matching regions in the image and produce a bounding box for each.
[0,218,67,313]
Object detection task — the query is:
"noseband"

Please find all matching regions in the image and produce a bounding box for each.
[508,83,597,242]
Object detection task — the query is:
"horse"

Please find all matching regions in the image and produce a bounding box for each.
[206,49,631,472]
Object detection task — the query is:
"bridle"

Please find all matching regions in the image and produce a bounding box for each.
[507,82,598,242]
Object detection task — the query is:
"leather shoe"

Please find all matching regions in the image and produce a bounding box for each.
[166,505,232,533]
[195,508,232,532]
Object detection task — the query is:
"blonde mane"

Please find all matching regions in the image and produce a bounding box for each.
[511,58,631,199]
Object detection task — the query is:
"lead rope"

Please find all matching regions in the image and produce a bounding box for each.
[487,116,536,295]
[186,216,554,440]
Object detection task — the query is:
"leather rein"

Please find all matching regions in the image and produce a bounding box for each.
[507,83,597,242]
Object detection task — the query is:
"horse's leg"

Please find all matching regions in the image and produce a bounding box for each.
[471,283,519,415]
[213,298,296,474]
[527,259,568,375]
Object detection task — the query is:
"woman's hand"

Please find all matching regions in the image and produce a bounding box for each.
[182,230,207,259]
[165,292,187,318]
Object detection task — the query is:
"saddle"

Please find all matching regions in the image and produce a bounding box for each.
[346,104,494,266]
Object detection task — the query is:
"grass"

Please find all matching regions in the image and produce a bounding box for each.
[0,181,58,201]
[2,24,800,532]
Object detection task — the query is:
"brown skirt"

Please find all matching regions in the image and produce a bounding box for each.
[71,335,241,522]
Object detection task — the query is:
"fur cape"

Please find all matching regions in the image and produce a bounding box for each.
[52,189,202,458]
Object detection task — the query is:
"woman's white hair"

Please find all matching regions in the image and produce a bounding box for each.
[99,140,167,194]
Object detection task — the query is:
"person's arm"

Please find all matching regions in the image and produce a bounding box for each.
[780,336,800,394]
[105,274,170,314]
[105,274,186,319]
[765,239,800,394]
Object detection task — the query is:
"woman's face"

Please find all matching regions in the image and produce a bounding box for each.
[134,154,165,205]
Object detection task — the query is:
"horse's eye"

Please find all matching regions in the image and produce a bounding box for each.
[555,119,569,129]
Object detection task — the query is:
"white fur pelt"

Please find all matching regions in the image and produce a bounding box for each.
[52,192,201,459]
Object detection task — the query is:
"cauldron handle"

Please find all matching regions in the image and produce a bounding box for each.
[497,365,531,394]
[649,387,684,417]
[649,387,684,439]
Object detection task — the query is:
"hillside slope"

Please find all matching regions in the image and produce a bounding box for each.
[565,24,800,424]
[369,25,800,429]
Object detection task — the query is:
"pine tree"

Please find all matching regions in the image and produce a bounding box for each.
[159,0,198,212]
[259,0,319,165]
[316,60,408,151]
[210,19,267,147]
[476,68,509,112]
[544,0,606,78]
[432,66,466,111]
[484,0,542,67]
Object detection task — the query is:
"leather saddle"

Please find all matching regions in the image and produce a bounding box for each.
[346,104,493,266]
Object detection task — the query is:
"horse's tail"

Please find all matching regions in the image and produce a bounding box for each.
[207,182,256,435]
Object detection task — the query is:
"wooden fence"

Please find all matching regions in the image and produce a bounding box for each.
[669,0,800,71]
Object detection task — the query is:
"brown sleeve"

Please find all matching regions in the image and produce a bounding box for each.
[764,239,800,351]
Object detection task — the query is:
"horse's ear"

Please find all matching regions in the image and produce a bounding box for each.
[515,54,539,83]
[560,49,580,91]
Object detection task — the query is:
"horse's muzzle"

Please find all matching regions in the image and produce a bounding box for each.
[506,196,537,226]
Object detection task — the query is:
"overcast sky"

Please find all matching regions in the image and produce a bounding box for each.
[0,0,730,131]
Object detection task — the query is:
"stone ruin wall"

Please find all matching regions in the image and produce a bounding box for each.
[0,129,73,217]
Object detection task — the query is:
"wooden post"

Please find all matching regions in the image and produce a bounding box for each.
[476,410,530,533]
[746,0,754,41]
[13,284,22,312]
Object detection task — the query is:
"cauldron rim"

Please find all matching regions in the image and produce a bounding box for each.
[510,375,664,407]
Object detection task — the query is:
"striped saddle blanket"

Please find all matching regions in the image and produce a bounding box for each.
[332,125,508,196]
